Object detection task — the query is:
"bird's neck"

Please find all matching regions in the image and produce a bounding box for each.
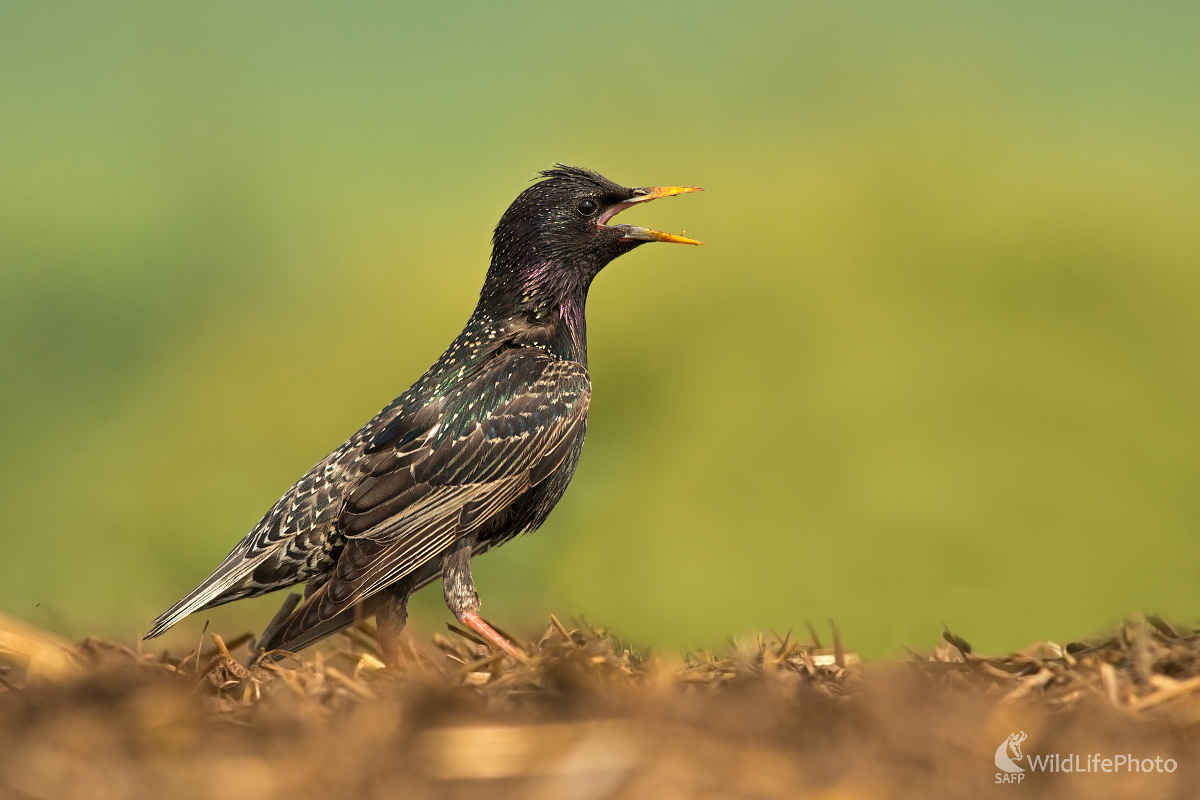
[477,258,592,364]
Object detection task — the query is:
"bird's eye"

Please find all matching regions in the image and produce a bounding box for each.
[576,198,599,217]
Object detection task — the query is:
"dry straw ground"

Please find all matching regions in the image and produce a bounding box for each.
[2,612,1199,800]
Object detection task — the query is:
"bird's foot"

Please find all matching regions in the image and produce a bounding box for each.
[458,612,526,661]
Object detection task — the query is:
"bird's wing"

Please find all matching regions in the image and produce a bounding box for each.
[257,350,590,651]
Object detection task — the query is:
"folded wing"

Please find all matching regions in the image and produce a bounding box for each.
[259,350,590,651]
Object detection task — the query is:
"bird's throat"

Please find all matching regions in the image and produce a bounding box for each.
[505,267,589,363]
[478,253,597,364]
[553,297,587,361]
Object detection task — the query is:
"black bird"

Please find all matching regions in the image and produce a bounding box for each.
[145,166,702,661]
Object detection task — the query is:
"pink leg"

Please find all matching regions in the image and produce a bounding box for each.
[458,611,525,661]
[443,538,525,661]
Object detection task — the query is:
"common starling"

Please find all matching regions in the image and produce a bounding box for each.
[145,165,702,661]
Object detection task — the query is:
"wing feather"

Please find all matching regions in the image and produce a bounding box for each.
[258,350,589,651]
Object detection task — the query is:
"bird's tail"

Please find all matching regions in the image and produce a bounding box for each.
[254,601,366,658]
[144,582,241,639]
[144,550,265,639]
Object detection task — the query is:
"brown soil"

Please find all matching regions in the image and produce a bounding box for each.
[2,613,1198,799]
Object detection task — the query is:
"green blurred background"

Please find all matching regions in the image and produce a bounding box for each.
[3,1,1198,658]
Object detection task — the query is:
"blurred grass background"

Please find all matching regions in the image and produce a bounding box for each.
[2,1,1198,658]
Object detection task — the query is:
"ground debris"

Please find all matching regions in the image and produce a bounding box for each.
[2,615,1199,799]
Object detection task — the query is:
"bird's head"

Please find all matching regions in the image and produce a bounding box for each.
[487,165,703,296]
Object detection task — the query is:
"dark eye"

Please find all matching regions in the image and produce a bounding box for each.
[576,198,599,217]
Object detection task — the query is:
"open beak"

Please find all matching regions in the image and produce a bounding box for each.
[599,185,704,245]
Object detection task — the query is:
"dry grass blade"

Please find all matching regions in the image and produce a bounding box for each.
[549,613,574,645]
[0,612,79,681]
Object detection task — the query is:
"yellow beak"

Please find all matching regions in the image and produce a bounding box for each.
[601,185,705,245]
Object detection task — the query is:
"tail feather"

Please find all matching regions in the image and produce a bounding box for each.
[144,549,273,639]
[255,561,447,657]
[255,602,368,657]
[144,583,246,639]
